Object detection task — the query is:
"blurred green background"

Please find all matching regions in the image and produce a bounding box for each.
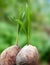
[0,0,50,64]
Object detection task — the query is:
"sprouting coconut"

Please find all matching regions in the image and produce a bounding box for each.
[16,5,39,65]
[0,19,22,65]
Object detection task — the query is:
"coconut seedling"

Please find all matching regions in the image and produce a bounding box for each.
[0,20,20,65]
[16,4,39,65]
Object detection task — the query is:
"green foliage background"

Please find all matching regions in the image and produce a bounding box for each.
[0,0,50,64]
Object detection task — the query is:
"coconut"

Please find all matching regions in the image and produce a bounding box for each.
[0,45,20,65]
[16,44,39,65]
